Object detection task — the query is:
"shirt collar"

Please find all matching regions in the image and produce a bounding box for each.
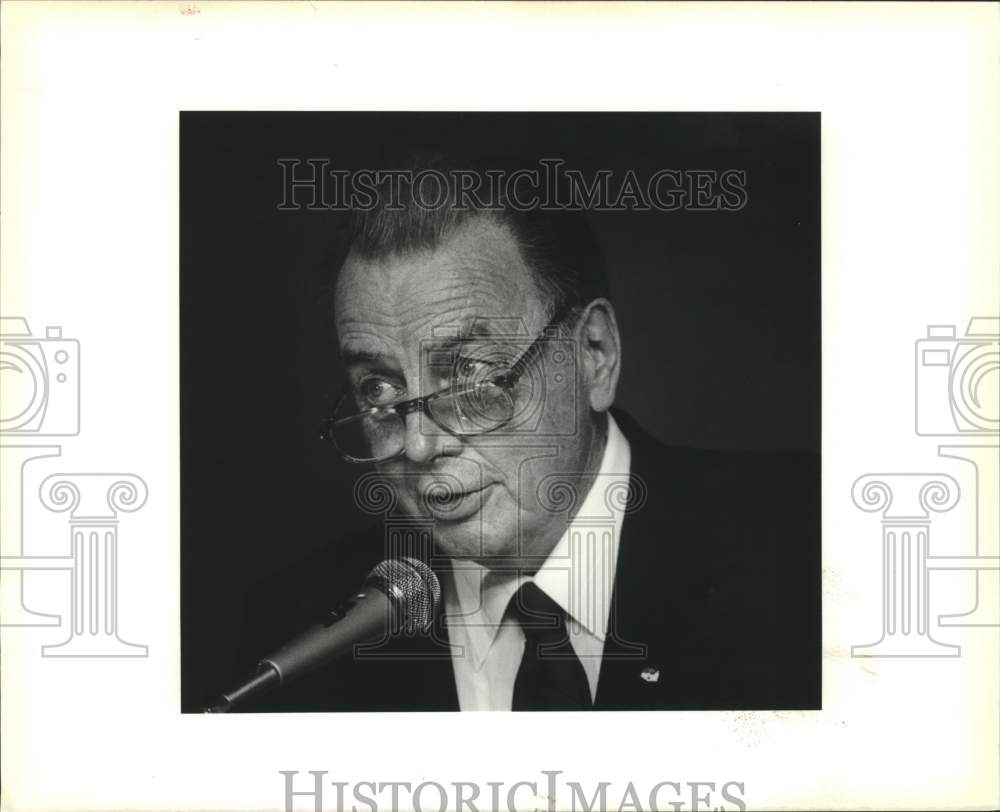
[447,562,524,669]
[533,413,630,640]
[446,414,631,668]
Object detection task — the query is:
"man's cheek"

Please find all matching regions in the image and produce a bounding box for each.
[399,488,425,515]
[509,464,547,515]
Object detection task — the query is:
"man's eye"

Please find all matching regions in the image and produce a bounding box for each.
[453,356,500,383]
[359,378,402,406]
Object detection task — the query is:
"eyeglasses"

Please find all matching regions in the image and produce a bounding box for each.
[321,309,574,463]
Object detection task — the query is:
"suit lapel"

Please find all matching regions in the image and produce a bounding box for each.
[594,412,702,709]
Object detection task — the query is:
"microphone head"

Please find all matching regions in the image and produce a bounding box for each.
[365,557,441,632]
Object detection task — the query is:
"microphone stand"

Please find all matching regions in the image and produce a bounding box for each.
[203,663,280,713]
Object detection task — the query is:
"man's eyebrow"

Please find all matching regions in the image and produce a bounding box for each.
[425,318,521,351]
[340,348,398,369]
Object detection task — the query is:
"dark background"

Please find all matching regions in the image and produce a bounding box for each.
[180,112,820,711]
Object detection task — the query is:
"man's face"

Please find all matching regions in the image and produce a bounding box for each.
[334,217,601,566]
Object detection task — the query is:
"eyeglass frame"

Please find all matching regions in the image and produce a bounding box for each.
[320,306,577,463]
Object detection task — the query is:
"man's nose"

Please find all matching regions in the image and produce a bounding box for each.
[401,409,453,464]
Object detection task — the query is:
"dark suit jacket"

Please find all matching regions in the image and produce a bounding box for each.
[225,411,820,711]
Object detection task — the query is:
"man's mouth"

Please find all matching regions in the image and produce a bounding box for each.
[424,481,497,519]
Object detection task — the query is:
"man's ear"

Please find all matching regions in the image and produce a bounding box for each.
[575,298,621,413]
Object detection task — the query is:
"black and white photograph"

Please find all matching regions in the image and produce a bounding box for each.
[3,4,996,811]
[181,112,821,713]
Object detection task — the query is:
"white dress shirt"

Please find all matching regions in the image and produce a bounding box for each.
[444,414,632,710]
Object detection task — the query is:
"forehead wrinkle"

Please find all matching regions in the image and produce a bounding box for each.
[336,303,405,358]
[335,218,548,361]
[396,243,529,305]
[400,288,514,337]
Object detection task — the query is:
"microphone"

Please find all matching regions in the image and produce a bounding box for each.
[204,556,441,713]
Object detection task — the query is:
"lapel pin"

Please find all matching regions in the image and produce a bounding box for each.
[640,667,660,683]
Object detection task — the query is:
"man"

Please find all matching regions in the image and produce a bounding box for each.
[230,167,819,712]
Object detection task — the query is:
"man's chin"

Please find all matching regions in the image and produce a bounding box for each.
[432,527,515,561]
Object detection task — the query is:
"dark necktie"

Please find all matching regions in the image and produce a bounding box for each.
[509,581,592,711]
